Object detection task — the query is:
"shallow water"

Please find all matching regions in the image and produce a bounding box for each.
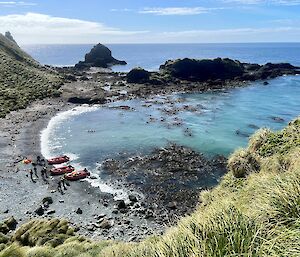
[42,76,300,176]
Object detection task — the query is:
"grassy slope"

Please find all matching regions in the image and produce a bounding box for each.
[1,117,299,256]
[0,33,62,118]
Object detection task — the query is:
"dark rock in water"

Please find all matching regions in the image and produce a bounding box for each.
[235,130,250,138]
[271,116,285,123]
[67,96,106,105]
[116,200,126,209]
[263,81,269,85]
[76,208,83,214]
[127,68,150,83]
[34,206,44,216]
[75,43,127,69]
[248,124,260,130]
[160,58,244,81]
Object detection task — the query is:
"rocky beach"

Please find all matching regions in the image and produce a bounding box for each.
[1,38,300,245]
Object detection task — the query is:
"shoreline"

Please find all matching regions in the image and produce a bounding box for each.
[1,67,299,242]
[0,96,179,241]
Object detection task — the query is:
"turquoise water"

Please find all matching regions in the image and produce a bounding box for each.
[23,43,300,72]
[43,75,300,171]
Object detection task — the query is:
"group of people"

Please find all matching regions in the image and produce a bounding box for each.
[28,156,48,183]
[27,156,70,195]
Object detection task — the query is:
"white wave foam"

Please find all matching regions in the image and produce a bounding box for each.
[40,105,130,200]
[40,106,99,159]
[85,175,129,201]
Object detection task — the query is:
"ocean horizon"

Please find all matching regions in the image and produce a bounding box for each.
[22,42,300,72]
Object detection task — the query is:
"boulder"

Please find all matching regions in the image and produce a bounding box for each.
[127,68,150,83]
[76,208,83,214]
[46,209,56,215]
[0,217,18,234]
[128,194,138,203]
[42,196,53,205]
[167,201,177,210]
[116,200,126,209]
[99,218,113,229]
[75,43,127,69]
[34,206,44,216]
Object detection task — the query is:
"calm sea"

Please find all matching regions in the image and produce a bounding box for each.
[22,43,300,72]
[35,43,300,196]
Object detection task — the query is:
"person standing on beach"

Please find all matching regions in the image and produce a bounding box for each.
[33,165,39,178]
[29,169,36,183]
[32,162,39,178]
[41,166,48,181]
[42,166,49,178]
[61,176,67,190]
[57,180,64,194]
[36,156,41,165]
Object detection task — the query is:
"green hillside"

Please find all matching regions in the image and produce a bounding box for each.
[0,32,62,118]
[1,117,299,256]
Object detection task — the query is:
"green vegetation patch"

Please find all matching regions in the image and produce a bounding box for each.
[0,34,62,118]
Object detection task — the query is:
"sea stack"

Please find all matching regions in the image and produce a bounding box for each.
[75,43,127,69]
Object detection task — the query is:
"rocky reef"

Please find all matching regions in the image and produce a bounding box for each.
[102,144,227,218]
[75,43,127,69]
[126,58,300,86]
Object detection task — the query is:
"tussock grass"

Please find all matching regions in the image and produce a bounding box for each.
[1,118,300,257]
[0,33,62,118]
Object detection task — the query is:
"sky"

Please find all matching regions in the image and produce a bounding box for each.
[0,0,300,44]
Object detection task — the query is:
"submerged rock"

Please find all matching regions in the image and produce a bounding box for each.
[75,43,127,69]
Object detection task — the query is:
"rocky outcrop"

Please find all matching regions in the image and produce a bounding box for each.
[158,58,299,82]
[126,67,150,83]
[160,58,244,82]
[125,58,299,87]
[5,31,18,45]
[75,43,127,69]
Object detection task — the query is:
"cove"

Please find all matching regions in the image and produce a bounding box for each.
[42,75,300,178]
